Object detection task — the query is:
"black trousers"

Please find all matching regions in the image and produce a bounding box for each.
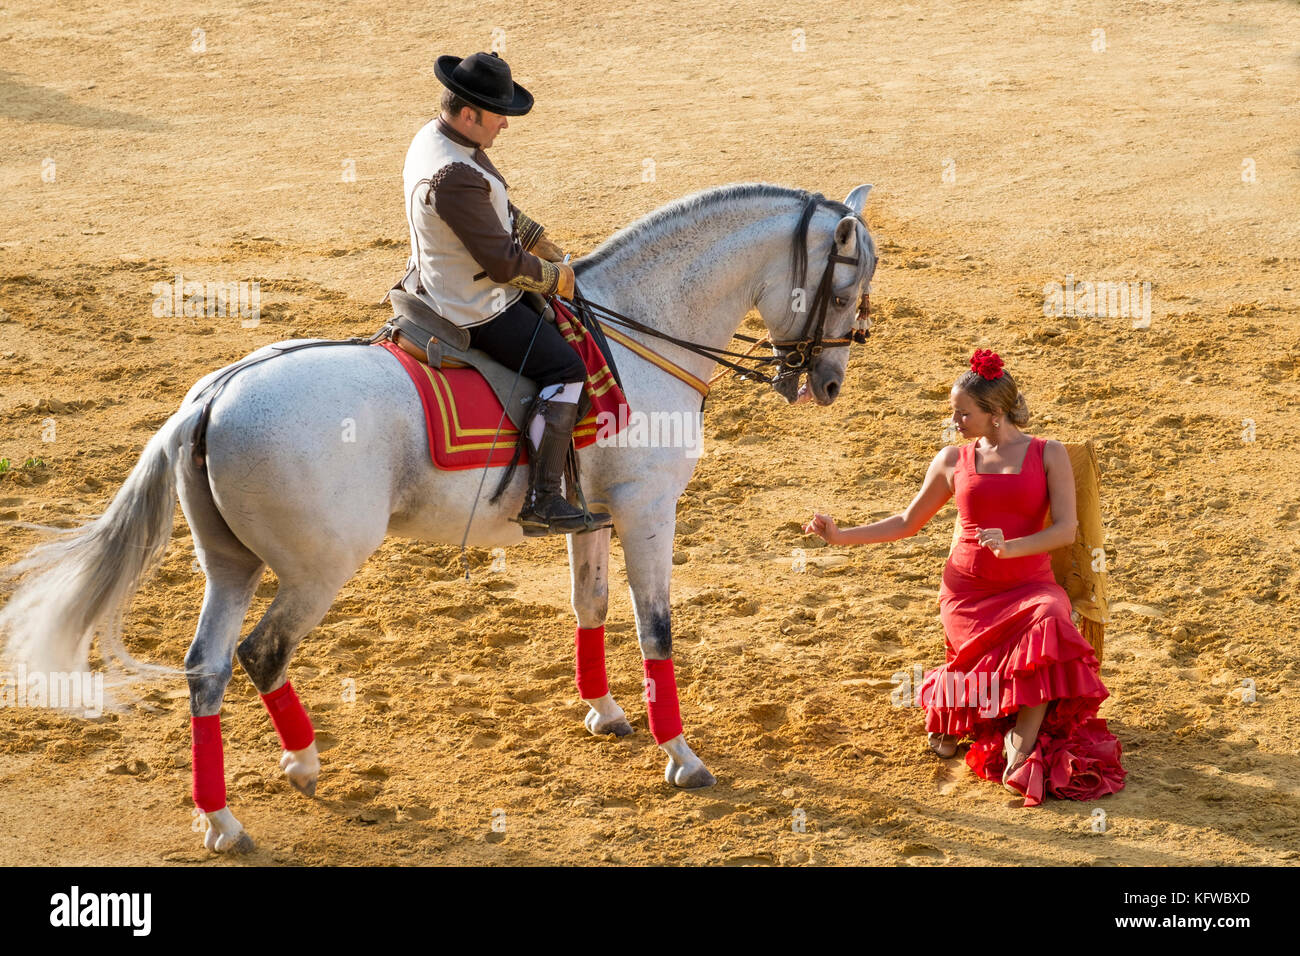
[468,295,586,389]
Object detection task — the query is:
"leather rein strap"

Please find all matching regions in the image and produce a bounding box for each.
[570,192,869,394]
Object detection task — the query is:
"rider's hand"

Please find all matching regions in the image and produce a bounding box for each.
[533,234,566,262]
[555,262,576,299]
[803,512,840,545]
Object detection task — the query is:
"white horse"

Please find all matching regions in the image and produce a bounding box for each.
[0,182,876,853]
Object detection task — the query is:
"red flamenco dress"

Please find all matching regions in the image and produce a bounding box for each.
[919,436,1126,807]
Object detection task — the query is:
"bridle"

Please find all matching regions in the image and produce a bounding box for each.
[764,190,872,383]
[571,191,872,390]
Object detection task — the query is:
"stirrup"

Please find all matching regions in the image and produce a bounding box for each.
[516,505,612,537]
[515,492,609,536]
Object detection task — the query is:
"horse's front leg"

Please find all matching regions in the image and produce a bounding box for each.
[617,505,716,789]
[567,526,633,737]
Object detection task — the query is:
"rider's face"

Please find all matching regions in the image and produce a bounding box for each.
[465,107,508,148]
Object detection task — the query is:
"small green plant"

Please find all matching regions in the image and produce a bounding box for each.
[0,458,47,480]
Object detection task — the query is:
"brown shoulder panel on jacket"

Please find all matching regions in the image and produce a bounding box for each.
[430,162,548,287]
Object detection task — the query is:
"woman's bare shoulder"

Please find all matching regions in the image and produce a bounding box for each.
[1040,438,1071,469]
[934,444,962,469]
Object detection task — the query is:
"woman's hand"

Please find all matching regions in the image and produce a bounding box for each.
[976,526,1017,558]
[803,513,840,545]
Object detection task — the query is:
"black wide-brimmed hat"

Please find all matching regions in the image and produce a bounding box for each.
[435,51,533,116]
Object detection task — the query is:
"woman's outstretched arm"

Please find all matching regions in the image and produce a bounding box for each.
[804,447,958,546]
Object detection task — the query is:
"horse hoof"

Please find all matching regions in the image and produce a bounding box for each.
[665,757,717,790]
[202,808,255,854]
[280,745,320,798]
[227,832,257,854]
[584,705,633,738]
[606,718,635,737]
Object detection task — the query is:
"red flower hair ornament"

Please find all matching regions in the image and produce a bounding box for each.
[970,349,1005,380]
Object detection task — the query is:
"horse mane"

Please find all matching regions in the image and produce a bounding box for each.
[575,182,855,277]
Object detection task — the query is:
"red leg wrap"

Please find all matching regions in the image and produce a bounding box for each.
[643,658,683,744]
[191,714,226,813]
[575,625,609,700]
[260,681,315,752]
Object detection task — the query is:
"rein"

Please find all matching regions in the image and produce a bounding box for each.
[570,191,870,391]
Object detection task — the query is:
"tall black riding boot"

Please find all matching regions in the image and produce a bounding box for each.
[516,398,613,537]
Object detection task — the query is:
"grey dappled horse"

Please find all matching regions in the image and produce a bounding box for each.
[0,182,876,851]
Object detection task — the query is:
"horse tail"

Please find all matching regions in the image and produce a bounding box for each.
[0,406,198,677]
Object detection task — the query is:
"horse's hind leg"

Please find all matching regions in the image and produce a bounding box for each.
[235,563,356,800]
[567,527,633,737]
[178,463,264,853]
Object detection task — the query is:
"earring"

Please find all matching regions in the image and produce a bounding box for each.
[993,420,1001,428]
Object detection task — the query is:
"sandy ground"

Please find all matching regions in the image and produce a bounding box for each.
[1,0,1299,865]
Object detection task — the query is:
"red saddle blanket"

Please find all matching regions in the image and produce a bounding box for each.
[375,298,629,470]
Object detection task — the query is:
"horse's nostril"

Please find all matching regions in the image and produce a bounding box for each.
[826,381,840,400]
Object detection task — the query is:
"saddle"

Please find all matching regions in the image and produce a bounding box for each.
[386,287,589,429]
[186,289,621,476]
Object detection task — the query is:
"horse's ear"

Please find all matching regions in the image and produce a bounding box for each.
[843,184,873,215]
[834,215,860,249]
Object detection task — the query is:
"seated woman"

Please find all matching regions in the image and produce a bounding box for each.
[803,349,1126,807]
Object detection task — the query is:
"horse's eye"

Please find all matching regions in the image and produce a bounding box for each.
[834,296,847,307]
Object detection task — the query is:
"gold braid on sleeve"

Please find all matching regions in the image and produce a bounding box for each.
[514,211,546,252]
[506,259,559,295]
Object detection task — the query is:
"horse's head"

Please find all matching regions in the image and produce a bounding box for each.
[757,184,877,406]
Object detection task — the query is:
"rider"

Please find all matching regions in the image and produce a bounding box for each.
[399,50,612,537]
